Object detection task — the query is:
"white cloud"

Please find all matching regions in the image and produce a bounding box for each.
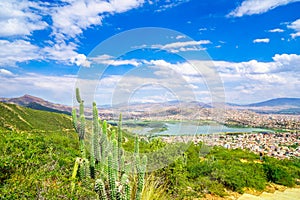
[0,0,48,37]
[253,38,270,43]
[214,53,300,75]
[42,41,90,67]
[0,69,14,76]
[213,54,300,103]
[152,40,211,53]
[0,73,76,105]
[91,55,143,67]
[176,35,186,40]
[155,0,190,12]
[0,0,149,67]
[228,0,300,17]
[287,18,300,38]
[51,0,145,41]
[268,28,284,33]
[0,40,41,66]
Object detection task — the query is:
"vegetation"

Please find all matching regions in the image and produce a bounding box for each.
[0,102,72,132]
[0,100,299,199]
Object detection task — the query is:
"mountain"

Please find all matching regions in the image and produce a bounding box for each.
[0,102,73,131]
[0,94,72,114]
[26,102,70,115]
[245,98,300,107]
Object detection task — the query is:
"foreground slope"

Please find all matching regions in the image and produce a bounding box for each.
[0,103,92,199]
[0,102,73,131]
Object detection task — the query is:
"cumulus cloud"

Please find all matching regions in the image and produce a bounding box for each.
[213,53,300,103]
[0,0,48,37]
[0,0,148,67]
[253,38,270,43]
[0,40,41,66]
[214,53,300,75]
[228,0,300,17]
[42,41,90,67]
[51,0,145,41]
[287,18,300,38]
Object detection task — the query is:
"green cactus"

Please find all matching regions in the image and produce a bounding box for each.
[95,179,108,200]
[79,115,85,141]
[71,157,81,193]
[72,108,78,132]
[118,114,123,171]
[90,141,95,179]
[135,155,147,200]
[108,153,116,200]
[79,140,86,159]
[110,129,116,141]
[121,174,131,200]
[76,87,82,103]
[72,88,147,200]
[112,139,119,180]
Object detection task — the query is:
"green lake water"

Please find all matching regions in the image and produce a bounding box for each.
[124,121,273,136]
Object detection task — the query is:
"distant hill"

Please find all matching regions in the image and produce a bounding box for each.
[26,102,70,115]
[0,94,72,114]
[0,102,73,131]
[245,98,300,107]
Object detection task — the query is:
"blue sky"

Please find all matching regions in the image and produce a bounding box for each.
[0,0,300,105]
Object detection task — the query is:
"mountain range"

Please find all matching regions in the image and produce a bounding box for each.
[1,95,300,115]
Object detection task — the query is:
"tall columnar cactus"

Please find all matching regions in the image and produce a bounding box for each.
[72,109,78,132]
[95,179,108,200]
[118,114,123,171]
[91,102,101,178]
[108,153,116,200]
[75,87,82,103]
[121,174,131,200]
[135,155,147,200]
[72,88,147,200]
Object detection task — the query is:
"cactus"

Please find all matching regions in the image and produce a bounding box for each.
[71,88,147,200]
[135,155,147,200]
[76,87,82,103]
[121,174,131,200]
[108,153,116,200]
[95,179,108,200]
[71,157,81,193]
[112,139,118,179]
[72,109,78,132]
[118,114,123,171]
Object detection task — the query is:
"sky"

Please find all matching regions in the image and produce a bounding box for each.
[0,0,300,106]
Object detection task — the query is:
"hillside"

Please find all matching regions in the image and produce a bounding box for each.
[0,102,73,131]
[246,98,300,107]
[0,103,92,199]
[0,94,71,114]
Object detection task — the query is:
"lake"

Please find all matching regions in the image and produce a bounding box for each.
[124,121,273,136]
